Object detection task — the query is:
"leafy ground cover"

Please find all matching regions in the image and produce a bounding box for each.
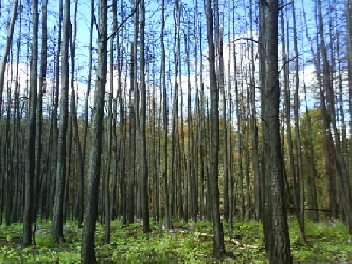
[0,218,351,263]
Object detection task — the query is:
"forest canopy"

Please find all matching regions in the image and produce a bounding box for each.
[0,0,351,263]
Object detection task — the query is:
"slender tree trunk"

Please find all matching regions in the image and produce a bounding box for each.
[104,87,112,243]
[206,0,225,257]
[234,46,244,220]
[79,0,95,228]
[128,41,136,224]
[109,0,118,222]
[261,0,292,262]
[53,0,70,243]
[304,108,319,222]
[10,35,22,224]
[81,0,107,261]
[23,0,38,247]
[291,0,305,236]
[249,0,260,221]
[69,1,83,228]
[171,2,180,219]
[160,0,171,229]
[5,45,14,226]
[34,0,48,234]
[139,0,150,233]
[0,0,18,113]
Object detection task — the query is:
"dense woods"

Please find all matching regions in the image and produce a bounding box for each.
[0,0,351,262]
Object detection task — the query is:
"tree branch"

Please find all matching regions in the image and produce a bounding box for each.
[232,37,262,50]
[106,0,142,42]
[279,55,299,73]
[93,14,100,37]
[279,1,292,11]
[232,37,260,44]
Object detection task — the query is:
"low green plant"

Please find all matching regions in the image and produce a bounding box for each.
[0,218,351,263]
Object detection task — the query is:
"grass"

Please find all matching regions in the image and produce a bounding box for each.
[0,218,351,263]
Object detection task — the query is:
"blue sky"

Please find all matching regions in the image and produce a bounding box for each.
[0,0,350,122]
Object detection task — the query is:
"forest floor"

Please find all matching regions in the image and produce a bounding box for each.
[0,217,351,263]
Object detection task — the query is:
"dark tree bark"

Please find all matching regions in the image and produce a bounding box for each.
[34,0,48,234]
[81,0,107,261]
[9,31,22,224]
[110,0,118,222]
[104,88,112,242]
[193,0,200,222]
[5,43,14,226]
[280,0,297,222]
[170,0,180,219]
[128,41,136,224]
[160,0,171,229]
[139,0,150,233]
[23,0,38,247]
[52,0,70,243]
[48,0,64,222]
[0,0,18,113]
[78,0,94,228]
[260,0,292,263]
[206,0,225,257]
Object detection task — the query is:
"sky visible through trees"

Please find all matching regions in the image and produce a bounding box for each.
[0,0,352,263]
[0,0,342,114]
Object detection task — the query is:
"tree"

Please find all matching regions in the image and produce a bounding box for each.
[291,0,305,236]
[81,0,107,261]
[260,0,292,262]
[206,0,225,257]
[317,0,352,233]
[139,0,150,233]
[0,0,18,113]
[34,0,48,235]
[161,0,171,229]
[23,0,38,247]
[301,108,319,222]
[79,0,95,229]
[249,0,261,221]
[128,40,136,225]
[52,0,70,243]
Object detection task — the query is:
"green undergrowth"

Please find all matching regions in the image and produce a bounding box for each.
[0,218,351,263]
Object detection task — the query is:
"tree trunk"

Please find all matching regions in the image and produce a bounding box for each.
[304,110,319,222]
[249,0,260,221]
[53,0,70,243]
[0,0,18,113]
[261,0,292,262]
[206,0,225,257]
[139,0,150,233]
[81,0,107,261]
[291,0,305,236]
[128,40,136,224]
[160,0,171,229]
[23,0,38,247]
